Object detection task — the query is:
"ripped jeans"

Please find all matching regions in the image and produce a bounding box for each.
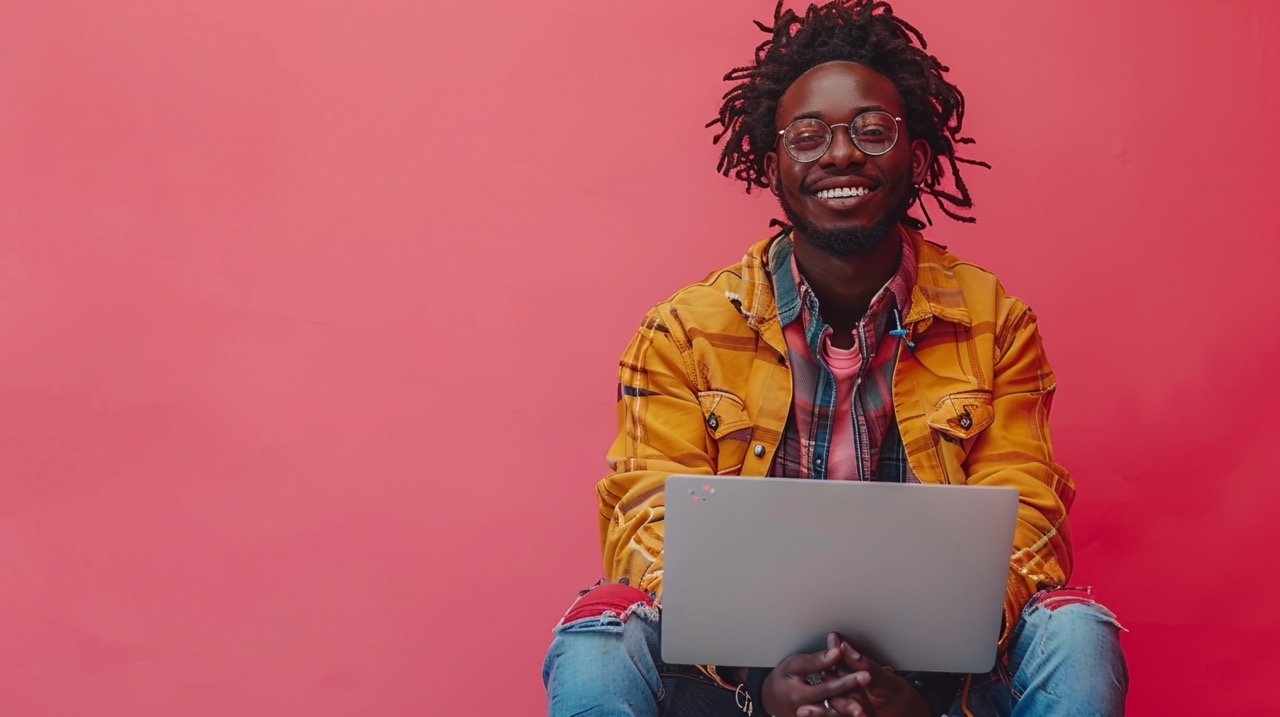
[541,584,1128,716]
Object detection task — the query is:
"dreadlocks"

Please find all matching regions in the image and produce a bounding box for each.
[709,0,989,226]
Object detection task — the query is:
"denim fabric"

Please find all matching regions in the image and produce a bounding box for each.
[543,587,1127,717]
[542,601,665,716]
[947,591,1129,716]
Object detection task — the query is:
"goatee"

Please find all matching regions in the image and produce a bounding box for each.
[778,192,910,257]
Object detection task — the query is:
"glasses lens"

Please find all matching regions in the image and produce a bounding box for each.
[851,111,898,155]
[782,119,832,162]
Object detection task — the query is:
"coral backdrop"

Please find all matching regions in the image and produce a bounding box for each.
[2,1,1277,714]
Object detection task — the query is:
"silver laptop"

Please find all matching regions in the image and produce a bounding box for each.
[661,475,1018,673]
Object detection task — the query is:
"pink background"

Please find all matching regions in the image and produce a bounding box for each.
[2,1,1278,713]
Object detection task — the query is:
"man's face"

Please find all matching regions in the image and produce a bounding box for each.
[765,61,930,256]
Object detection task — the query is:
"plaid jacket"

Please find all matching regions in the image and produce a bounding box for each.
[598,229,1075,649]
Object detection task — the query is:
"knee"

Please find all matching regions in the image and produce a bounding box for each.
[542,583,661,689]
[558,582,655,625]
[1010,588,1129,711]
[1018,588,1128,677]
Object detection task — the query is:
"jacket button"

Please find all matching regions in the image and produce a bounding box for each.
[753,444,765,457]
[707,413,719,430]
[958,414,973,429]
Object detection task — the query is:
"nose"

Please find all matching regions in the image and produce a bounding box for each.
[819,124,867,169]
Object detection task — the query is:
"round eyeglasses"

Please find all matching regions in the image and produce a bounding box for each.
[776,111,902,162]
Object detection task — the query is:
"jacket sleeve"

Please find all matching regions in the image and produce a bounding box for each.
[964,300,1075,648]
[596,307,712,601]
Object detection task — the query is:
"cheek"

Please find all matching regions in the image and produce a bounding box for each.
[780,165,808,196]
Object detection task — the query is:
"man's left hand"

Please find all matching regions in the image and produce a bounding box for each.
[826,639,930,717]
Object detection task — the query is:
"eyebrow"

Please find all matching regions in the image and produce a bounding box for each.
[788,104,889,123]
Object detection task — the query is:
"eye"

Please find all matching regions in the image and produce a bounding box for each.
[783,120,831,151]
[789,131,827,150]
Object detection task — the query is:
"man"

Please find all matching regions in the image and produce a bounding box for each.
[543,2,1127,715]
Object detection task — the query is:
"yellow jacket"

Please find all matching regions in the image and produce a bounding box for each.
[598,230,1074,648]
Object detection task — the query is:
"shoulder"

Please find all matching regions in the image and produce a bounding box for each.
[641,235,778,338]
[912,234,1032,327]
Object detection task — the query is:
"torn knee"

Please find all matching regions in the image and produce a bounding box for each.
[558,582,656,626]
[1028,586,1126,631]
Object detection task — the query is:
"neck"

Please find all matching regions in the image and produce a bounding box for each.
[792,226,903,347]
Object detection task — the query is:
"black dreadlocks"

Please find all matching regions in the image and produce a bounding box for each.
[709,0,989,227]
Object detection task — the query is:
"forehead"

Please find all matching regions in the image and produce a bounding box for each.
[776,61,905,126]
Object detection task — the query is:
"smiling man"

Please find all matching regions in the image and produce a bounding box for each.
[543,2,1127,716]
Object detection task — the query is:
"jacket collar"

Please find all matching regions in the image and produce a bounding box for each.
[902,233,973,330]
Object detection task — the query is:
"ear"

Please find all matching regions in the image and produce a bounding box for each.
[909,138,932,186]
[764,151,782,196]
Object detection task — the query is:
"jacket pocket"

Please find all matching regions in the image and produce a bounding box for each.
[697,390,752,474]
[925,391,994,481]
[926,391,994,440]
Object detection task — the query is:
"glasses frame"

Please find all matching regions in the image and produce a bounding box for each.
[776,111,903,162]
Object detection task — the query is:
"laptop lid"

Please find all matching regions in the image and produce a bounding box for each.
[660,475,1018,673]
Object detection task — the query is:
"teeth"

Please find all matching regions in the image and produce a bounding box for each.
[815,186,871,199]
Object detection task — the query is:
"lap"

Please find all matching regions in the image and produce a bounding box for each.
[547,584,1126,717]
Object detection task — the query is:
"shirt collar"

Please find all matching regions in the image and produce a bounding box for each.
[768,227,918,337]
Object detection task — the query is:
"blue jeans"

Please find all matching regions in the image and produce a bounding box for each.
[542,585,1128,716]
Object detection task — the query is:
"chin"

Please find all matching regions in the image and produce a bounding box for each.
[804,224,895,257]
[780,192,909,257]
[784,208,898,257]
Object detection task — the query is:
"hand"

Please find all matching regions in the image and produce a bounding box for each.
[761,633,872,717]
[827,639,930,717]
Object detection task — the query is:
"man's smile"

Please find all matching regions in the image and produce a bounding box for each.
[807,177,882,211]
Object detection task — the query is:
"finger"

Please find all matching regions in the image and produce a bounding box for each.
[789,669,867,716]
[838,644,895,698]
[829,693,869,716]
[841,644,916,704]
[810,671,870,701]
[826,633,854,678]
[796,703,832,717]
[782,645,844,678]
[827,632,841,652]
[822,634,839,678]
[796,700,848,717]
[838,642,886,676]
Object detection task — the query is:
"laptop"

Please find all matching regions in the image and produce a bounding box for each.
[660,475,1018,673]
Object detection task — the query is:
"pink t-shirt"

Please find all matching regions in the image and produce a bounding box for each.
[820,336,862,480]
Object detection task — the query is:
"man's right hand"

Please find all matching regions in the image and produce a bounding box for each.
[761,633,872,717]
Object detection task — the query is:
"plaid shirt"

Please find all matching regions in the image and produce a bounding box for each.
[770,231,918,482]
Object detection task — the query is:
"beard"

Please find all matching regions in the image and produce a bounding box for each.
[778,189,912,257]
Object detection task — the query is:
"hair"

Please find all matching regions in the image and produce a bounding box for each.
[709,0,990,227]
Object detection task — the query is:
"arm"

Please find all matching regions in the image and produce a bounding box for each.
[964,300,1075,647]
[597,306,713,599]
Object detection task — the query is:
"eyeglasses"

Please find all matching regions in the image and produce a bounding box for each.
[776,110,902,162]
